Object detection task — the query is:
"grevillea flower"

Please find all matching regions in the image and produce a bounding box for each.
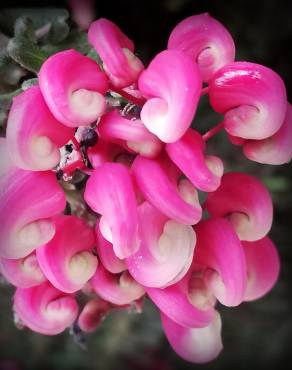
[205,172,273,241]
[168,13,235,82]
[90,263,145,305]
[161,310,223,364]
[126,202,196,288]
[132,154,202,225]
[98,109,163,158]
[0,140,66,259]
[88,18,144,88]
[84,162,139,259]
[209,62,287,140]
[0,13,287,365]
[194,218,247,306]
[242,237,280,301]
[78,298,111,333]
[0,252,46,288]
[138,50,201,143]
[36,215,98,293]
[243,103,292,164]
[14,282,78,335]
[95,221,126,274]
[39,49,109,127]
[6,86,74,171]
[166,129,224,192]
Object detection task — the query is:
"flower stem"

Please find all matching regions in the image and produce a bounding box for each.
[203,121,224,141]
[109,84,146,106]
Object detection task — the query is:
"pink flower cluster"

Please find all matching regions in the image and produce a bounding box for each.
[0,13,289,363]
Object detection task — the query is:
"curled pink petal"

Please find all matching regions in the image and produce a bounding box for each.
[161,310,223,364]
[84,163,139,259]
[147,268,215,328]
[98,110,163,158]
[209,62,287,140]
[168,13,235,82]
[0,141,66,259]
[242,237,280,301]
[88,18,144,88]
[36,215,98,293]
[244,103,292,164]
[39,49,108,127]
[195,218,247,306]
[126,202,196,288]
[205,172,273,241]
[6,86,74,171]
[14,282,78,335]
[132,154,202,225]
[166,129,223,192]
[78,298,110,332]
[138,50,201,143]
[0,252,46,288]
[95,221,126,274]
[90,263,145,305]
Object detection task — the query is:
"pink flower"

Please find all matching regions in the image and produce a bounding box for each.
[0,139,66,259]
[88,18,144,88]
[168,13,235,82]
[166,129,223,192]
[84,162,139,259]
[36,215,98,293]
[14,282,78,335]
[39,49,109,127]
[98,109,163,158]
[209,62,287,140]
[126,202,196,288]
[78,298,111,333]
[138,50,201,143]
[0,13,286,365]
[194,218,247,307]
[243,103,292,164]
[161,310,223,364]
[132,154,202,225]
[146,268,215,329]
[6,86,74,171]
[90,263,145,305]
[0,252,46,288]
[205,172,273,241]
[242,237,280,301]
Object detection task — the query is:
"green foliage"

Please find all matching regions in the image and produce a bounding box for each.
[7,17,49,73]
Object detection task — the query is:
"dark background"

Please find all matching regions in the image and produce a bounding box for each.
[0,1,292,370]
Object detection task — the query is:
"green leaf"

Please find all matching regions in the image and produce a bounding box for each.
[7,17,49,73]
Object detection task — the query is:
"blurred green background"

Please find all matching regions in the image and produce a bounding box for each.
[0,1,291,369]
